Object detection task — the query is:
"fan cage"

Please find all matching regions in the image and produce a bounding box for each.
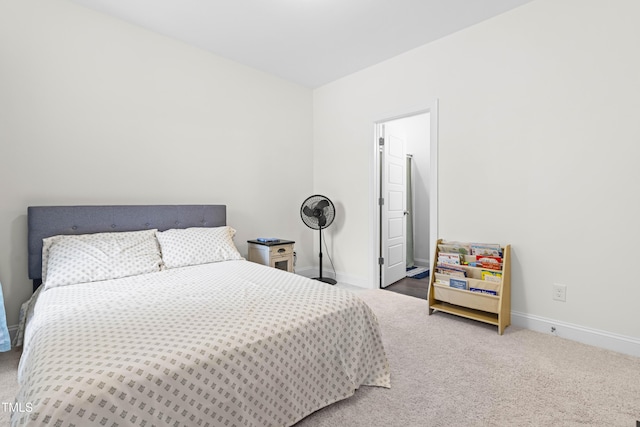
[300,195,335,230]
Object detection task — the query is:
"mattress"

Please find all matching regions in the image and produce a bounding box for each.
[14,260,390,426]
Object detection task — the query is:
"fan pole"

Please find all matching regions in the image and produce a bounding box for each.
[315,226,337,285]
[318,227,323,280]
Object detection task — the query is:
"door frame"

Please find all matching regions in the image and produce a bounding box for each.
[370,100,439,289]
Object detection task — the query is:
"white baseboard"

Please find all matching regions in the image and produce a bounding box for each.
[296,267,371,289]
[334,272,370,288]
[512,311,640,358]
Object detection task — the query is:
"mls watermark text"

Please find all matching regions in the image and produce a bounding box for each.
[1,402,33,413]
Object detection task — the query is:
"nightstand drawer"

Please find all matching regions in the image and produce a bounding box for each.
[270,245,293,257]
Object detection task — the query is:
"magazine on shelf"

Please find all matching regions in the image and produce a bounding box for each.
[481,270,503,282]
[478,262,502,271]
[438,242,471,255]
[436,270,466,278]
[436,263,467,278]
[470,243,503,257]
[469,287,498,296]
[437,252,461,265]
[476,255,502,263]
[476,256,502,270]
[449,278,468,290]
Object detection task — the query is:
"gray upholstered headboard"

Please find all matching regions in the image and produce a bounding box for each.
[28,205,227,290]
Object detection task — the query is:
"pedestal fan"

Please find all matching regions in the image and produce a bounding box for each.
[300,195,337,285]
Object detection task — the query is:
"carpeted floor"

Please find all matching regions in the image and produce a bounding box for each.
[1,290,639,426]
[0,346,20,425]
[296,290,640,426]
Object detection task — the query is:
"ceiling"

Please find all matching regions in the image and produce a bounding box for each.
[72,0,534,88]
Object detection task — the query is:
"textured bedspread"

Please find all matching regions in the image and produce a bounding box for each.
[14,260,390,426]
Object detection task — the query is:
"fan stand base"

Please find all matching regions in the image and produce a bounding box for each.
[313,277,337,285]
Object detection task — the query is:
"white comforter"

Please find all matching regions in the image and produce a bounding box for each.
[14,260,390,426]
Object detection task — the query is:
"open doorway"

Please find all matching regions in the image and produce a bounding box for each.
[372,102,438,291]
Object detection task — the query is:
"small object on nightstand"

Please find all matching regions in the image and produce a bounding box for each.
[256,237,281,243]
[247,239,295,273]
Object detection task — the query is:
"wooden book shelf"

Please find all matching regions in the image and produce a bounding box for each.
[428,239,511,335]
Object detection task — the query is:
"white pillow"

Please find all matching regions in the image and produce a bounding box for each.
[42,229,162,289]
[156,226,243,269]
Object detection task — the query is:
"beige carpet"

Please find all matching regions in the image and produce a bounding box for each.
[297,290,640,426]
[0,346,20,426]
[1,290,638,426]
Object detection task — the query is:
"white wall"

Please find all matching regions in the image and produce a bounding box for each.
[0,0,314,327]
[2,0,639,350]
[314,0,640,339]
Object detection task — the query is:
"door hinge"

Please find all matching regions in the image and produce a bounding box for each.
[379,137,384,146]
[378,257,384,265]
[378,197,384,206]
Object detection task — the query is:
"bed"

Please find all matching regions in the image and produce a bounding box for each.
[14,205,390,426]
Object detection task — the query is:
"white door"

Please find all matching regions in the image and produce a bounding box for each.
[381,125,407,287]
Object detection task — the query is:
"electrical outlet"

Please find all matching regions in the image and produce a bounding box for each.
[553,283,567,302]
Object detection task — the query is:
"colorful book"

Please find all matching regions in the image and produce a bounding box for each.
[438,243,471,255]
[481,270,503,283]
[469,287,498,296]
[471,243,503,257]
[449,278,468,290]
[479,263,502,271]
[476,255,502,270]
[436,263,467,277]
[438,252,461,265]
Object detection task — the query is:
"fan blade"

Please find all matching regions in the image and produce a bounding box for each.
[314,199,329,210]
[318,215,327,227]
[303,206,315,217]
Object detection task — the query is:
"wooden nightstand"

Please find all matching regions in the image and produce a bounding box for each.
[247,240,295,272]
